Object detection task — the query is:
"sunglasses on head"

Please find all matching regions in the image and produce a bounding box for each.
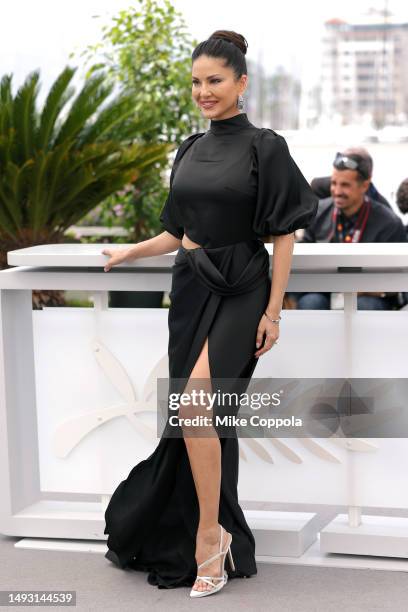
[333,152,369,179]
[334,152,359,169]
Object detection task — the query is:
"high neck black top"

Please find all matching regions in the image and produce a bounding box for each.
[160,112,318,248]
[209,111,252,136]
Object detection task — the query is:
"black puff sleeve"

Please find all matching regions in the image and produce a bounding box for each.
[159,133,205,239]
[252,128,318,237]
[159,189,184,239]
[159,159,184,239]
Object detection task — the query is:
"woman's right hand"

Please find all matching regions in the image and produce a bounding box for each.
[102,247,131,272]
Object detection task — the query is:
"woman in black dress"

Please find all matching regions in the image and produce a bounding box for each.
[102,30,318,598]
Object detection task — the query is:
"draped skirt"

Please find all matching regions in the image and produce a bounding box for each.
[103,238,271,589]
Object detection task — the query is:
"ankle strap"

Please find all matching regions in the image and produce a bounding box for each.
[198,550,223,569]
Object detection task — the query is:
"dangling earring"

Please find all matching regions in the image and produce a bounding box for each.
[237,94,244,111]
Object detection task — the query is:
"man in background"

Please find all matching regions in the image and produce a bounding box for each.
[289,150,406,311]
[310,146,391,209]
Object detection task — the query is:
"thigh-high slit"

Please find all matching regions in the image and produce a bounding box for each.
[103,238,271,588]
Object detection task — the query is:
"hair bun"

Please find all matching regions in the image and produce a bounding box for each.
[209,30,248,55]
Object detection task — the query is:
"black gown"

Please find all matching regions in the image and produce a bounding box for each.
[103,112,318,588]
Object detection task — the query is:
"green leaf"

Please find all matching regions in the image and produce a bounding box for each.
[37,66,76,150]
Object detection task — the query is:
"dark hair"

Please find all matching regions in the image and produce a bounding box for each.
[396,178,408,214]
[191,30,248,80]
[333,151,371,182]
[342,146,373,176]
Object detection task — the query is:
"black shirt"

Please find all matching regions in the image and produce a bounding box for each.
[160,112,318,248]
[300,196,407,243]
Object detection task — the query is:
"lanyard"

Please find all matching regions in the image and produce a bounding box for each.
[328,196,371,243]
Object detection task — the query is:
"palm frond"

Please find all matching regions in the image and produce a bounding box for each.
[0,74,12,104]
[77,94,136,145]
[12,71,40,163]
[0,66,173,243]
[0,160,33,230]
[37,66,76,150]
[0,74,13,135]
[53,72,114,146]
[27,151,50,231]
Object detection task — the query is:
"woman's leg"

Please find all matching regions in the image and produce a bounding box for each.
[179,336,230,592]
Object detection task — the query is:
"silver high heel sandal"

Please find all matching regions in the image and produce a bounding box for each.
[190,524,236,598]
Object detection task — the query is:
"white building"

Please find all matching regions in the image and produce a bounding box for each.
[320,14,408,127]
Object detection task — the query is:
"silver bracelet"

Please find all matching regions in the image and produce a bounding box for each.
[264,311,281,324]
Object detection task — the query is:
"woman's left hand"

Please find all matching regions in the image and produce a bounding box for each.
[254,314,279,357]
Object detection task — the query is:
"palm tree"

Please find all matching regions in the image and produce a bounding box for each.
[0,66,172,306]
